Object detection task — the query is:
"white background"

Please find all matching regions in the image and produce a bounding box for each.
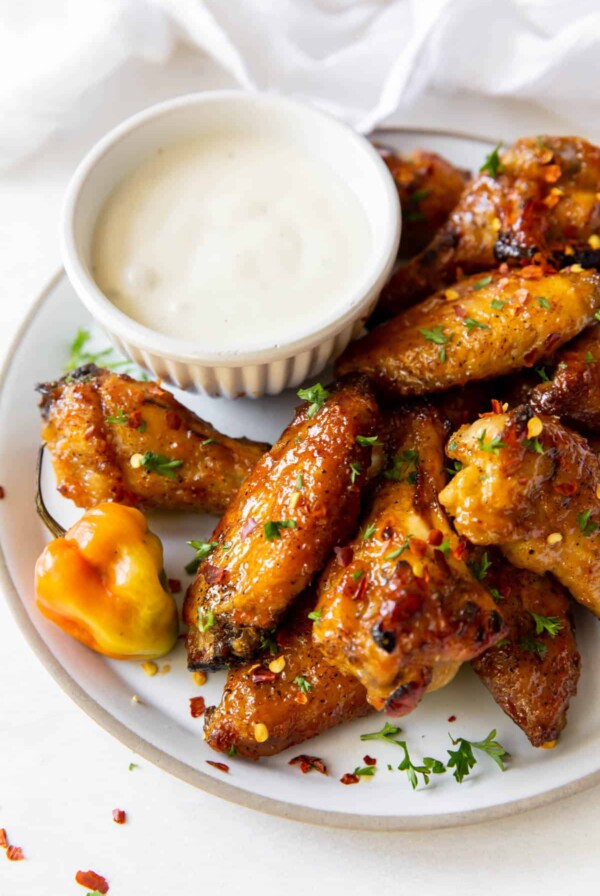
[1,43,600,896]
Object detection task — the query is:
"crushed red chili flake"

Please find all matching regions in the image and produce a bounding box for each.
[204,564,226,585]
[334,545,354,568]
[426,529,443,546]
[84,425,96,441]
[128,410,144,430]
[165,411,182,430]
[363,755,377,766]
[340,773,359,785]
[479,399,505,418]
[452,536,470,562]
[0,829,7,848]
[276,629,292,648]
[206,761,229,773]
[409,537,427,557]
[241,517,258,539]
[448,715,457,723]
[75,870,109,893]
[554,481,578,496]
[453,303,467,319]
[352,576,368,601]
[289,754,328,775]
[6,846,24,862]
[0,485,5,499]
[112,809,126,825]
[251,667,276,684]
[189,696,206,718]
[168,578,182,594]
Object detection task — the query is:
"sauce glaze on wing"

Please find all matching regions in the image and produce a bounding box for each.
[184,377,379,669]
[37,365,268,514]
[312,404,506,715]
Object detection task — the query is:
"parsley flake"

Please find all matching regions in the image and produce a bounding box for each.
[537,296,551,309]
[473,275,493,290]
[479,144,503,178]
[410,188,431,205]
[356,434,381,447]
[578,509,598,537]
[264,519,297,540]
[354,765,377,777]
[464,316,490,333]
[352,569,365,581]
[308,608,323,623]
[297,383,330,418]
[386,536,412,561]
[523,437,545,454]
[226,745,237,757]
[185,540,219,575]
[447,729,510,783]
[198,610,215,633]
[362,523,377,541]
[201,438,218,446]
[468,551,492,581]
[295,473,304,491]
[585,351,596,365]
[519,634,547,660]
[259,630,278,655]
[383,449,419,484]
[349,461,362,484]
[477,429,505,455]
[535,366,550,382]
[491,298,505,311]
[529,612,563,638]
[140,451,183,479]
[419,325,451,361]
[293,675,313,694]
[105,408,129,425]
[489,587,504,603]
[445,459,463,477]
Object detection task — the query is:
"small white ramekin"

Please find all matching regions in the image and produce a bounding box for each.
[61,91,400,398]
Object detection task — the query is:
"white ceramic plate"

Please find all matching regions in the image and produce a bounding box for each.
[2,129,600,831]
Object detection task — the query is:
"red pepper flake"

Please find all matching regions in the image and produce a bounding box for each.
[553,481,578,497]
[0,486,5,499]
[427,529,443,546]
[352,576,368,601]
[112,809,126,825]
[84,425,96,441]
[448,715,457,723]
[479,398,505,418]
[204,564,226,585]
[189,696,206,718]
[289,754,328,775]
[6,846,24,862]
[334,545,354,568]
[128,410,144,430]
[0,829,7,848]
[165,411,182,430]
[240,517,258,539]
[206,761,229,773]
[452,536,470,561]
[409,537,427,557]
[276,629,292,648]
[363,755,377,766]
[251,667,276,684]
[75,870,109,893]
[453,304,467,319]
[168,578,182,593]
[340,773,359,785]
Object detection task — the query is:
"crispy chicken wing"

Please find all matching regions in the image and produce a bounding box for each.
[312,405,506,715]
[469,549,580,747]
[529,323,600,431]
[439,406,600,616]
[337,267,600,397]
[377,136,600,319]
[379,147,469,257]
[37,365,268,514]
[184,377,379,669]
[203,595,371,759]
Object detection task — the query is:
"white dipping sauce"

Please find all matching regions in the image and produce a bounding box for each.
[91,133,372,352]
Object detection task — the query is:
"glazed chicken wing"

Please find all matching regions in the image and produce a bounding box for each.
[470,550,580,747]
[529,322,600,432]
[203,595,371,759]
[439,407,600,616]
[379,147,469,257]
[184,377,379,669]
[37,365,268,514]
[313,405,506,715]
[377,135,600,320]
[337,267,600,397]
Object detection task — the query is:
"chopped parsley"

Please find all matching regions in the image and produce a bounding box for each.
[386,536,412,561]
[260,630,278,655]
[595,310,600,322]
[419,325,451,361]
[468,551,491,581]
[383,449,419,484]
[307,608,323,623]
[128,763,139,771]
[585,352,596,365]
[437,538,452,557]
[535,366,550,382]
[263,519,297,540]
[185,540,218,575]
[577,509,598,537]
[477,429,505,455]
[489,587,504,603]
[537,296,551,309]
[473,275,493,291]
[201,438,218,446]
[523,437,545,454]
[356,434,381,447]
[105,408,129,425]
[293,675,313,694]
[410,188,431,205]
[360,724,445,789]
[65,327,136,374]
[198,610,215,633]
[519,634,547,660]
[491,298,505,311]
[445,459,463,477]
[297,383,330,418]
[139,451,183,479]
[479,144,503,178]
[226,745,237,757]
[352,569,365,581]
[360,721,404,745]
[349,461,362,484]
[447,729,510,783]
[362,523,376,541]
[529,612,563,638]
[295,473,304,491]
[354,765,377,777]
[464,316,490,333]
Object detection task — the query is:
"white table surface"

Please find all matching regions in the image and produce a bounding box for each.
[1,43,600,896]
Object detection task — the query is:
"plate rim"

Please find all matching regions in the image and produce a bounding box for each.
[2,128,598,831]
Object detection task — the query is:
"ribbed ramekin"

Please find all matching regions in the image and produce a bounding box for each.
[61,91,401,398]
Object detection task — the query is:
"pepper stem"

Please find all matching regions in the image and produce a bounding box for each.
[36,445,66,538]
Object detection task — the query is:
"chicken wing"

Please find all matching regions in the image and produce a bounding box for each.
[312,404,506,715]
[469,549,580,747]
[337,267,600,397]
[184,377,379,669]
[37,365,268,514]
[203,595,371,759]
[377,135,600,320]
[379,147,469,257]
[439,406,600,616]
[529,322,600,432]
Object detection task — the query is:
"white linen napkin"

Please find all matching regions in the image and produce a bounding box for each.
[1,0,600,167]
